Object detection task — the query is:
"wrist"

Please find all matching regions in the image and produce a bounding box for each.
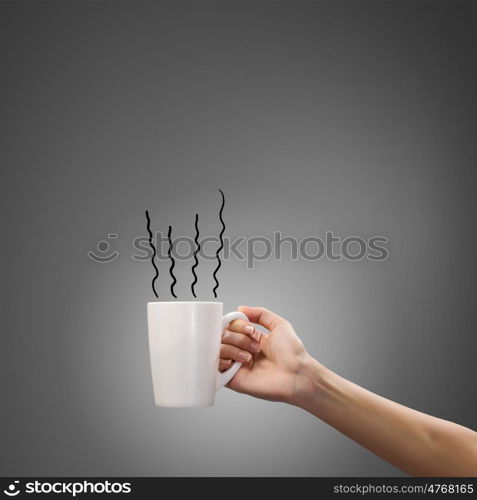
[287,354,330,410]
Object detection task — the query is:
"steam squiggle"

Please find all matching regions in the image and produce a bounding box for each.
[167,225,177,299]
[212,189,225,298]
[145,210,159,298]
[191,213,200,298]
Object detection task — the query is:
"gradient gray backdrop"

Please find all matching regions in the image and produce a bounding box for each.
[2,0,476,476]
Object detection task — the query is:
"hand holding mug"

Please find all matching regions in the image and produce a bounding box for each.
[219,306,313,404]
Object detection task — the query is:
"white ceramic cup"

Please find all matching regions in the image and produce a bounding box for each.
[147,301,249,407]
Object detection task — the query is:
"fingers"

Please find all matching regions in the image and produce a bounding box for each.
[219,358,233,371]
[220,320,261,371]
[222,330,261,353]
[238,306,287,330]
[227,318,261,342]
[220,343,253,363]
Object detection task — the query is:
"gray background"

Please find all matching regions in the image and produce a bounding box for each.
[2,0,476,476]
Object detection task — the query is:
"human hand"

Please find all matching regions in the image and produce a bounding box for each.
[219,306,316,403]
[220,308,477,477]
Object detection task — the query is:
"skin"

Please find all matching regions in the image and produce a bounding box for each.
[220,306,477,477]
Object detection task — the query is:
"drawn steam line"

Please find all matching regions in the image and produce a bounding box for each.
[212,189,225,298]
[167,225,178,298]
[145,210,159,298]
[144,190,226,299]
[191,213,200,298]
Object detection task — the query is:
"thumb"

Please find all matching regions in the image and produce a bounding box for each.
[238,306,287,331]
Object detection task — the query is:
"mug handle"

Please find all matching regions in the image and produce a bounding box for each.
[216,311,249,391]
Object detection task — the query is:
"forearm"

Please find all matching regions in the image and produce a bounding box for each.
[292,356,477,476]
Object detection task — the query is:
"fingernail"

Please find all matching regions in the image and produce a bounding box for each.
[243,325,254,335]
[252,331,261,342]
[238,351,252,362]
[250,341,260,352]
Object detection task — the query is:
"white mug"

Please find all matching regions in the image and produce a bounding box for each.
[147,301,248,407]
